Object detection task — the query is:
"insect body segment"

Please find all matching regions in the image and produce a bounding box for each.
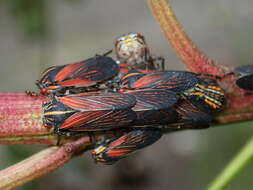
[37,56,119,95]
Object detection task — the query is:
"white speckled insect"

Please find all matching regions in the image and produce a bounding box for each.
[114,32,164,70]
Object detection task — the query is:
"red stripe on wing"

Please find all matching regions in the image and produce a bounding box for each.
[58,92,136,111]
[59,110,136,131]
[57,78,95,87]
[55,62,83,81]
[127,89,178,110]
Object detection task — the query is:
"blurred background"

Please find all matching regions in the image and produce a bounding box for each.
[1,0,253,189]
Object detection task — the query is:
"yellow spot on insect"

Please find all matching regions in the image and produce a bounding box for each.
[196,84,205,89]
[124,38,134,45]
[48,86,59,90]
[191,92,204,96]
[208,85,222,90]
[44,111,74,116]
[94,145,107,154]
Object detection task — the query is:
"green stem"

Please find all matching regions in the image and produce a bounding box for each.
[207,135,253,190]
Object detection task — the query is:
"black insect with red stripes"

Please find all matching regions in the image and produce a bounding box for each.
[119,70,225,113]
[234,64,253,91]
[43,91,136,134]
[92,128,162,164]
[37,55,119,95]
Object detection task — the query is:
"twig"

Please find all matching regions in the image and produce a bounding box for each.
[0,136,90,190]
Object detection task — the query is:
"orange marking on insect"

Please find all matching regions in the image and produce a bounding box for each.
[191,92,204,96]
[55,62,83,81]
[58,79,94,87]
[107,149,131,157]
[204,99,218,109]
[197,84,205,89]
[121,72,141,81]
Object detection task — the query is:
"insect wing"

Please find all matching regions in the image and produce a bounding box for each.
[37,65,64,89]
[57,92,137,131]
[117,63,150,79]
[236,75,253,91]
[58,92,136,111]
[92,128,162,164]
[166,99,213,129]
[127,89,179,125]
[122,71,198,93]
[59,110,136,131]
[120,72,146,88]
[233,65,253,91]
[134,109,178,126]
[55,56,119,87]
[128,89,178,110]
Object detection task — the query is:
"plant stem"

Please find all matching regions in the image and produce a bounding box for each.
[147,0,231,76]
[207,135,253,190]
[0,136,90,190]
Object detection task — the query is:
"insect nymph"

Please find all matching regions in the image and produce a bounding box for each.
[115,32,164,70]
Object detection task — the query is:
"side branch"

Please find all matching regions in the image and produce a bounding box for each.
[0,136,90,190]
[147,0,231,76]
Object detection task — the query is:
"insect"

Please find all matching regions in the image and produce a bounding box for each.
[115,32,165,71]
[91,128,162,164]
[120,71,225,112]
[234,65,253,91]
[37,55,119,95]
[43,91,137,134]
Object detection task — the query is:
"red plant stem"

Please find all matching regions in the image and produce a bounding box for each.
[0,93,49,136]
[0,93,57,145]
[0,136,90,190]
[215,75,253,123]
[0,134,57,145]
[147,0,232,76]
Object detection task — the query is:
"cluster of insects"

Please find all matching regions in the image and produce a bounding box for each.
[34,32,226,164]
